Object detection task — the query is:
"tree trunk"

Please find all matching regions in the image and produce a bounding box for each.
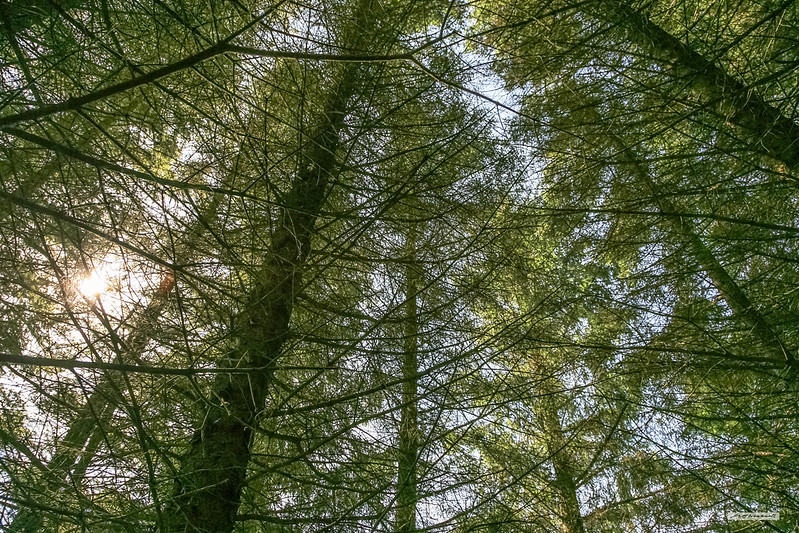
[655,189,795,367]
[396,223,420,533]
[6,270,176,533]
[539,379,587,533]
[590,0,799,170]
[609,135,796,368]
[516,282,587,533]
[160,55,360,533]
[6,172,231,531]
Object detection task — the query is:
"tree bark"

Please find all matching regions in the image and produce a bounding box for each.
[6,270,176,533]
[538,378,587,533]
[396,223,420,533]
[590,0,799,169]
[609,135,796,368]
[6,163,230,531]
[655,190,795,367]
[515,280,587,533]
[160,56,360,533]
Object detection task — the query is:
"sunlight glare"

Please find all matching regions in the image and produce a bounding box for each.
[78,270,109,297]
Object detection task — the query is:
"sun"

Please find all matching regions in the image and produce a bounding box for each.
[77,269,109,297]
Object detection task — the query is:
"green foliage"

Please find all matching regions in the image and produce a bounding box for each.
[1,0,798,531]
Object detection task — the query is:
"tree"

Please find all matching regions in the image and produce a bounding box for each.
[2,0,799,531]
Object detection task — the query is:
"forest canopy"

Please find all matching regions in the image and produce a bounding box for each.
[1,0,798,531]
